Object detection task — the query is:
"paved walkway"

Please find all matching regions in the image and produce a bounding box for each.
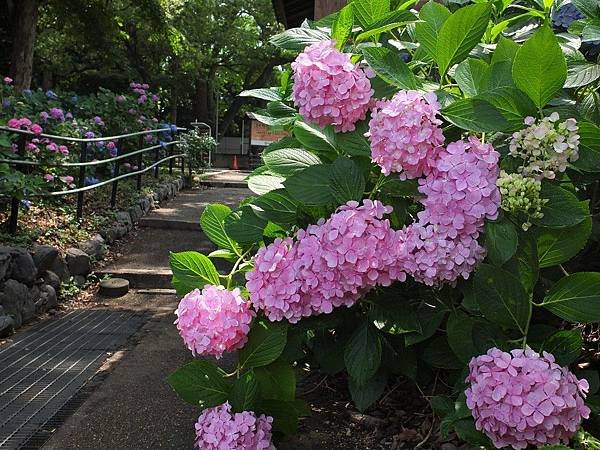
[98,175,252,289]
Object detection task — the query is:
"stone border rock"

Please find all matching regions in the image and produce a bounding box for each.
[0,177,185,337]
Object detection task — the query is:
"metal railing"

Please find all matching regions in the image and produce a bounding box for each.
[0,126,188,234]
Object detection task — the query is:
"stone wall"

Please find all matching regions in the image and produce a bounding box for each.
[0,177,185,337]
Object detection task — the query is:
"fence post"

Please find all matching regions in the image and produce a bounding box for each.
[137,135,143,190]
[76,141,87,220]
[154,143,160,178]
[8,134,27,234]
[110,139,120,208]
[169,129,175,175]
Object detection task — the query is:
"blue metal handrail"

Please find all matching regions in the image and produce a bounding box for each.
[1,125,189,234]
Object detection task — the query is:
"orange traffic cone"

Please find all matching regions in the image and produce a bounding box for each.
[232,155,239,170]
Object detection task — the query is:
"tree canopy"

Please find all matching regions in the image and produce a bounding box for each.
[1,0,289,134]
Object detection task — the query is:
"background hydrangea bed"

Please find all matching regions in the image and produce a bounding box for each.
[160,0,600,448]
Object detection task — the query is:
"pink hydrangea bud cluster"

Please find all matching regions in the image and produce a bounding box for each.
[367,91,444,178]
[7,117,43,135]
[509,113,579,180]
[465,347,591,449]
[402,137,501,286]
[174,285,253,359]
[246,200,408,323]
[291,40,373,133]
[194,402,275,450]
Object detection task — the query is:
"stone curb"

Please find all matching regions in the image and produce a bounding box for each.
[0,176,185,336]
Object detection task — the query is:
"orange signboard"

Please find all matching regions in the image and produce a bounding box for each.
[250,120,289,146]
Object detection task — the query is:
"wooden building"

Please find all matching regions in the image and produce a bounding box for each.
[272,0,347,27]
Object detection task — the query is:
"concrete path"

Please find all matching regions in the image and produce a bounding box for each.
[199,170,250,188]
[42,293,198,449]
[98,177,252,289]
[40,174,253,449]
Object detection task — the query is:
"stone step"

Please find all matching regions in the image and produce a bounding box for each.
[96,268,173,289]
[199,180,248,189]
[138,217,199,231]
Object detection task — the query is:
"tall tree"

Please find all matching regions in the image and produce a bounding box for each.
[8,0,39,90]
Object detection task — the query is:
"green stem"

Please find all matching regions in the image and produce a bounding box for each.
[522,299,533,349]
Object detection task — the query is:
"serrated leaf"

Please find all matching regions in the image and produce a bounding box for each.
[512,25,567,109]
[441,98,510,132]
[473,264,530,334]
[349,372,388,412]
[485,218,519,266]
[344,323,382,385]
[270,27,330,50]
[533,183,588,229]
[436,3,492,77]
[229,371,258,412]
[476,86,537,131]
[542,329,583,366]
[263,148,322,177]
[284,164,335,205]
[537,215,592,268]
[293,121,337,156]
[239,88,283,101]
[454,58,490,97]
[574,122,600,172]
[252,189,298,225]
[330,157,366,203]
[542,272,600,322]
[332,4,354,49]
[167,360,229,408]
[352,0,390,28]
[415,1,451,60]
[362,47,419,89]
[169,251,221,296]
[239,320,288,369]
[224,206,268,243]
[565,60,600,88]
[247,174,285,195]
[255,360,296,400]
[201,204,241,254]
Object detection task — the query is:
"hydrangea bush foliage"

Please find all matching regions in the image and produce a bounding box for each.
[0,81,165,199]
[167,0,600,448]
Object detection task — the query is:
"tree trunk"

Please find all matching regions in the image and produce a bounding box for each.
[193,79,211,124]
[9,0,38,91]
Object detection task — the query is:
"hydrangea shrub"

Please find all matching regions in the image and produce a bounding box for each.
[0,81,164,199]
[166,1,600,448]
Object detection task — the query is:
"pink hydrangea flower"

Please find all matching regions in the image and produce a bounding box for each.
[61,175,74,184]
[194,402,275,450]
[116,95,126,103]
[58,145,69,155]
[3,76,12,84]
[174,285,253,359]
[291,40,373,132]
[247,200,408,322]
[401,137,501,285]
[417,136,501,236]
[401,222,486,286]
[367,90,444,178]
[43,174,54,182]
[466,347,590,449]
[30,124,43,135]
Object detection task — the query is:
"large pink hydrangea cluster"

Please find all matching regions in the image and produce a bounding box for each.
[174,285,253,358]
[246,200,408,323]
[465,347,590,449]
[291,40,373,132]
[401,137,500,286]
[194,402,275,450]
[367,91,444,178]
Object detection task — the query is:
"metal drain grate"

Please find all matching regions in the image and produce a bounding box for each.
[0,309,144,449]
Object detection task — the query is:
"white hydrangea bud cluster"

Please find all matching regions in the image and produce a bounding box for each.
[509,113,580,180]
[497,171,548,231]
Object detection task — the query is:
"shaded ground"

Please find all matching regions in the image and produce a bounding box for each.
[42,293,199,450]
